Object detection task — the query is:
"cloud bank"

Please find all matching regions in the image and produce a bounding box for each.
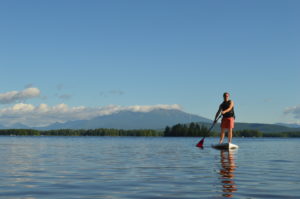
[0,88,41,104]
[0,103,182,127]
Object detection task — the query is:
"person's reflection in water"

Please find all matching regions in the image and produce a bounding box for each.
[219,149,238,198]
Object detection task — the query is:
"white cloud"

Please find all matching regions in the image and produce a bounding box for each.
[12,103,35,112]
[125,104,181,112]
[0,88,41,104]
[0,103,182,127]
[284,105,300,119]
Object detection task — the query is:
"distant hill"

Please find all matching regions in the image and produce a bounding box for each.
[199,122,300,133]
[2,108,300,134]
[235,122,300,133]
[38,109,212,130]
[276,123,300,128]
[0,124,7,129]
[7,123,30,129]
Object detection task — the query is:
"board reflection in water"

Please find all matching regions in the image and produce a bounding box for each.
[219,149,238,198]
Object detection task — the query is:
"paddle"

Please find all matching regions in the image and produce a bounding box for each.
[196,115,222,148]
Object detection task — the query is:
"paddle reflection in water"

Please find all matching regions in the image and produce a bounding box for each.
[219,149,238,198]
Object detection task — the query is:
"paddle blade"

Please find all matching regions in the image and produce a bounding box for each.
[196,138,205,148]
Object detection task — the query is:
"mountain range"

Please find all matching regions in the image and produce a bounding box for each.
[1,108,300,133]
[37,109,211,130]
[276,123,300,128]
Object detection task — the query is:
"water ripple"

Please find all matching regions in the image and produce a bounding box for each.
[0,137,299,198]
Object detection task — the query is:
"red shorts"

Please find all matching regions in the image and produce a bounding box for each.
[221,117,234,129]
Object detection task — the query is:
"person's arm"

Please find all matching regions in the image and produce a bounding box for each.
[221,100,234,115]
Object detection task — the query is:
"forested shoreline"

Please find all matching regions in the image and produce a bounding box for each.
[0,122,300,137]
[0,129,163,136]
[164,123,300,137]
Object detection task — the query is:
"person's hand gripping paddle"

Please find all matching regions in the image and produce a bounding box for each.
[196,115,222,148]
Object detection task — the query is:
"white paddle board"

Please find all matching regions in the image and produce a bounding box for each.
[211,143,239,150]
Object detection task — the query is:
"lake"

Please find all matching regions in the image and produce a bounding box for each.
[0,136,299,199]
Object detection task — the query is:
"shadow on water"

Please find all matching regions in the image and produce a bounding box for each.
[219,149,238,198]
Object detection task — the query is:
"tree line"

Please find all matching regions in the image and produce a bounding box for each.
[0,124,299,137]
[164,123,300,137]
[0,129,163,136]
[164,123,210,137]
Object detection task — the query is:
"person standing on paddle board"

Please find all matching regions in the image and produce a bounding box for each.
[215,92,235,144]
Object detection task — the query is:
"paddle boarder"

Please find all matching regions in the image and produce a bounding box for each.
[215,92,235,144]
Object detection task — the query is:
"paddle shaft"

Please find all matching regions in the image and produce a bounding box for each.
[196,114,222,147]
[206,114,222,137]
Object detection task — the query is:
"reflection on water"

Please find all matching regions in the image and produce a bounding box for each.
[219,149,238,198]
[1,137,300,198]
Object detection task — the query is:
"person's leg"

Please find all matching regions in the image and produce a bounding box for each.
[228,128,233,143]
[219,128,226,144]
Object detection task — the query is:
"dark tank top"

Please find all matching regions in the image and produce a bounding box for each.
[220,100,235,118]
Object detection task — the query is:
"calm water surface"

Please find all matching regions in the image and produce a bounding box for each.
[0,136,299,199]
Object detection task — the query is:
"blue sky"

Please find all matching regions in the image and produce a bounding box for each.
[0,0,299,126]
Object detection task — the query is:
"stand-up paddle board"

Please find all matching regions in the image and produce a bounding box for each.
[211,143,239,150]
